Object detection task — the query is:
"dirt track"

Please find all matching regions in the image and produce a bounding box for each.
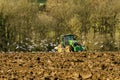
[0,52,120,80]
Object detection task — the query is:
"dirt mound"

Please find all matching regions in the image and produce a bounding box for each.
[0,52,120,80]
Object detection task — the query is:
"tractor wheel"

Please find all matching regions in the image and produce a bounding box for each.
[65,45,71,52]
[58,44,63,53]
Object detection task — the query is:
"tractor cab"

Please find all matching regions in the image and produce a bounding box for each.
[61,34,76,46]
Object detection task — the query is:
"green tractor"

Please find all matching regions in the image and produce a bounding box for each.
[57,34,85,52]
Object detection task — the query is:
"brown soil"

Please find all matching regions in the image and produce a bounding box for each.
[0,52,120,80]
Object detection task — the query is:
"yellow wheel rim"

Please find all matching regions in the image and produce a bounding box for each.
[65,46,70,52]
[58,44,63,53]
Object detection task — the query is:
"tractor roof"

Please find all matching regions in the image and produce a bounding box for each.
[63,34,75,37]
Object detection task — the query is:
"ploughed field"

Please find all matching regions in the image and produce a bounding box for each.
[0,52,120,80]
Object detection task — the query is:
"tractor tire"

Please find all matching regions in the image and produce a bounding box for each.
[65,45,71,52]
[58,44,63,53]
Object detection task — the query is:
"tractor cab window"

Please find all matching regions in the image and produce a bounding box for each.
[65,35,75,41]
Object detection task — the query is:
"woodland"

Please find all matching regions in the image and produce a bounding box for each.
[0,0,120,52]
